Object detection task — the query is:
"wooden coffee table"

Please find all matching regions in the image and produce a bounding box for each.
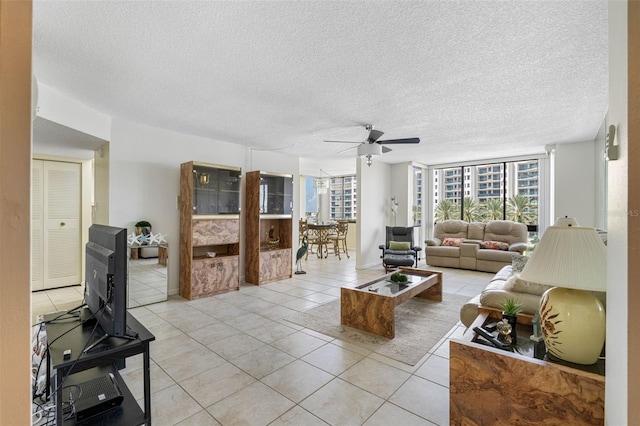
[340,268,442,339]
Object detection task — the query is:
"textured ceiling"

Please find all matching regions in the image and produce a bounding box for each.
[32,0,608,171]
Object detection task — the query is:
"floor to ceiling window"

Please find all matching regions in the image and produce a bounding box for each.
[433,159,540,244]
[330,175,357,220]
[412,166,424,226]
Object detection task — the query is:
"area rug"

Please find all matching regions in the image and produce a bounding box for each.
[284,293,470,366]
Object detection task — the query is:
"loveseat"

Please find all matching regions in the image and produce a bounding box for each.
[425,220,528,273]
[460,253,607,327]
[459,263,546,327]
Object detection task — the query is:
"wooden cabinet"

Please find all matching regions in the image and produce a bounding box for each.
[180,161,241,299]
[245,171,293,285]
[450,310,605,425]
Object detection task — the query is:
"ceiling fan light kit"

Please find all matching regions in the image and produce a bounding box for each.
[324,125,421,167]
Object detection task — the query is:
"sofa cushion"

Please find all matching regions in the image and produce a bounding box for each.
[476,249,515,262]
[426,246,460,258]
[484,220,528,246]
[434,220,468,241]
[389,241,411,250]
[480,240,509,250]
[467,222,486,241]
[508,242,528,254]
[442,237,464,247]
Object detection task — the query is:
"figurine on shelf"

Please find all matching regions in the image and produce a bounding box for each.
[267,226,280,246]
[496,319,513,345]
[530,311,544,342]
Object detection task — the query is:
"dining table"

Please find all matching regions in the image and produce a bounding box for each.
[307,222,337,259]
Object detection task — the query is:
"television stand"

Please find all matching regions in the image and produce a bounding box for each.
[83,329,137,354]
[45,311,155,425]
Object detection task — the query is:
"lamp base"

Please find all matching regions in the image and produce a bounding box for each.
[540,287,605,365]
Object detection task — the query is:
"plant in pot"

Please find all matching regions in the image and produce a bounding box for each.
[500,298,523,339]
[135,221,152,238]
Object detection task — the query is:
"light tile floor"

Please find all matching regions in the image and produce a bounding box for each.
[32,255,493,426]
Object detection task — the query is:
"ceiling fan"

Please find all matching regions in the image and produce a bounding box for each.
[324,124,420,166]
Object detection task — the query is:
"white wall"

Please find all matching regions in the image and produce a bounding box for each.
[356,158,390,269]
[389,163,411,227]
[108,118,300,295]
[553,141,598,227]
[605,1,629,422]
[37,82,111,141]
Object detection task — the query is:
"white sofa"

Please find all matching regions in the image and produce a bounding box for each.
[425,220,528,273]
[460,254,607,327]
[459,264,546,326]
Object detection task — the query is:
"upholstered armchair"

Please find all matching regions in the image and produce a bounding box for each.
[379,226,422,272]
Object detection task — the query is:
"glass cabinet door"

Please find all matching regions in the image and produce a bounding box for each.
[193,165,241,215]
[259,174,293,215]
[217,169,241,214]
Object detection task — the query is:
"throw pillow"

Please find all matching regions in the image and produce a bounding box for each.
[442,237,464,247]
[389,241,411,250]
[480,240,510,251]
[504,274,552,296]
[511,254,529,273]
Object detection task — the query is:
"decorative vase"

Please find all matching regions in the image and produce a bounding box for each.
[135,225,152,244]
[502,313,518,339]
[539,287,605,365]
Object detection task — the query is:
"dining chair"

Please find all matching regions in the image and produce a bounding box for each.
[330,220,350,260]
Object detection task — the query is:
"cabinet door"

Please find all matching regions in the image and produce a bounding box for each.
[259,249,291,282]
[275,249,292,279]
[193,219,239,245]
[191,256,239,297]
[259,251,278,282]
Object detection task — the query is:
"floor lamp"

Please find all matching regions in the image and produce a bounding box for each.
[519,217,606,365]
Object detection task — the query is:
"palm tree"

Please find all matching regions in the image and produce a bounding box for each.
[507,194,537,224]
[483,198,504,221]
[462,197,482,222]
[435,199,459,222]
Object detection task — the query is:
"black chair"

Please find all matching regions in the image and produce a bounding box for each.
[379,226,422,272]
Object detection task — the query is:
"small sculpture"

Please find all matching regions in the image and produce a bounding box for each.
[295,235,308,275]
[266,226,280,246]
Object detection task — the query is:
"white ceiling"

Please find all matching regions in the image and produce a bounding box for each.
[32,0,608,171]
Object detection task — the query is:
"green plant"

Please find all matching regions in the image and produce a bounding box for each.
[500,298,523,316]
[135,220,152,228]
[390,272,408,283]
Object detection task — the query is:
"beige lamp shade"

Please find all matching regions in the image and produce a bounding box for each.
[520,222,606,365]
[519,225,606,291]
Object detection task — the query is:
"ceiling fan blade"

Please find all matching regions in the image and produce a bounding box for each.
[368,129,385,143]
[382,146,392,154]
[377,137,420,145]
[323,140,362,144]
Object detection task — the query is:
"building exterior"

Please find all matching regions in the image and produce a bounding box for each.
[433,160,539,223]
[330,175,357,220]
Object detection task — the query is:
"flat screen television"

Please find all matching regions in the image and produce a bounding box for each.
[84,224,128,339]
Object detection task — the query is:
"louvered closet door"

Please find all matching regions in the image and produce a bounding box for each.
[31,161,44,290]
[42,161,82,289]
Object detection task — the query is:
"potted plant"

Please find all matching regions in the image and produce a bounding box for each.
[500,298,522,337]
[135,221,152,237]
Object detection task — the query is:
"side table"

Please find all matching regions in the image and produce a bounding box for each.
[45,311,155,425]
[450,309,605,425]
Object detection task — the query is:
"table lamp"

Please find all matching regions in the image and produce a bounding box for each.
[519,217,606,365]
